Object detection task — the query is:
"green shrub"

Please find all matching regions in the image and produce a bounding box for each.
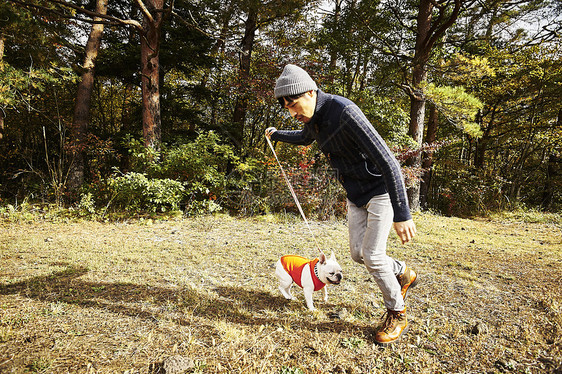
[115,132,347,218]
[121,131,241,214]
[77,192,96,215]
[107,172,185,212]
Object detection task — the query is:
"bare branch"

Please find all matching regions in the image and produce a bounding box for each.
[135,0,154,25]
[171,9,237,52]
[9,0,143,30]
[426,0,462,51]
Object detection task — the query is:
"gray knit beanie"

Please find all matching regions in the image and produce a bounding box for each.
[274,64,318,99]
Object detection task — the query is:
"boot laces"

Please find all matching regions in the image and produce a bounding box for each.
[381,310,404,332]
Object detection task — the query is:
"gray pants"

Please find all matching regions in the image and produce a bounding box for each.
[347,194,406,311]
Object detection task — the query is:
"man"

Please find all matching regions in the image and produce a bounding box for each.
[266,64,418,345]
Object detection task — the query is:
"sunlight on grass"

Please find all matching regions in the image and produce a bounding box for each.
[0,212,560,373]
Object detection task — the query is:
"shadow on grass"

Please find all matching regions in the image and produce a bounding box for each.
[0,264,366,336]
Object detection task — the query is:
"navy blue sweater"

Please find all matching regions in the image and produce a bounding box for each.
[271,90,412,222]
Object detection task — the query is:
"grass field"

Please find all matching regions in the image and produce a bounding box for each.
[1,211,561,373]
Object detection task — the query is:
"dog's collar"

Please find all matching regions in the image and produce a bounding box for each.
[314,262,320,280]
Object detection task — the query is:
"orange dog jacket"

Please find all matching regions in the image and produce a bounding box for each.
[280,255,326,291]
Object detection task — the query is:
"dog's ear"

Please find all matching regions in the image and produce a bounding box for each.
[319,251,327,264]
[330,252,336,261]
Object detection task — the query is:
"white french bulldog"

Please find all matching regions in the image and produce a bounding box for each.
[275,252,343,311]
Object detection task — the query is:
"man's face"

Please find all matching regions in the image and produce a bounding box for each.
[282,91,317,123]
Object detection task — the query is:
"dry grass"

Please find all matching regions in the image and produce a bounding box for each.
[0,212,561,373]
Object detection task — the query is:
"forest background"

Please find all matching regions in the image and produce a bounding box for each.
[0,0,561,219]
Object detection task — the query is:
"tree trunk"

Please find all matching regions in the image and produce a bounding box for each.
[420,103,438,208]
[406,96,425,211]
[68,0,108,190]
[475,106,496,169]
[405,0,432,212]
[541,153,559,210]
[231,9,257,152]
[541,108,561,210]
[329,0,342,71]
[140,0,164,153]
[0,36,4,141]
[406,0,461,211]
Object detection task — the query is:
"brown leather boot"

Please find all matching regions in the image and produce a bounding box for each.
[374,309,408,345]
[397,266,418,300]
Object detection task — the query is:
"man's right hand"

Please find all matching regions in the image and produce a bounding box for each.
[393,219,417,245]
[265,127,277,138]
